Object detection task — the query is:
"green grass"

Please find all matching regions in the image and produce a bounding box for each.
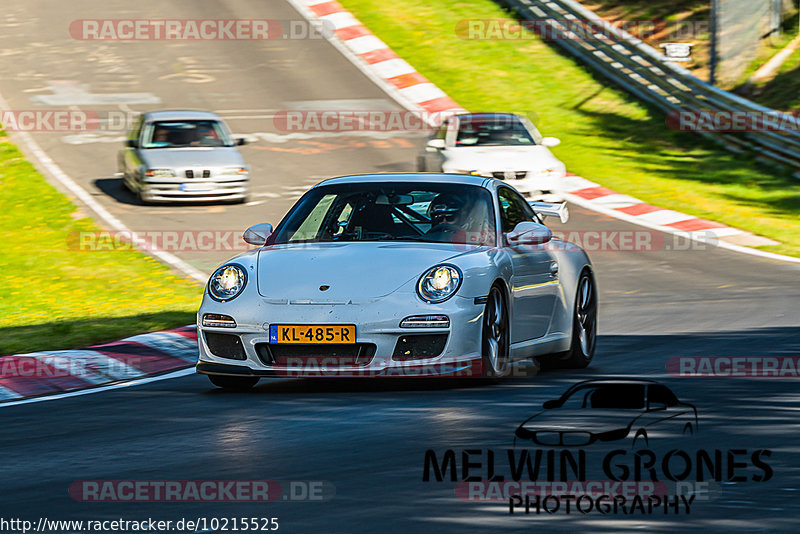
[340,0,800,257]
[0,131,202,355]
[741,37,800,111]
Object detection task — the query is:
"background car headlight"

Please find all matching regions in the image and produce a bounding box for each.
[208,264,247,301]
[417,265,462,303]
[144,168,176,178]
[221,167,249,176]
[533,166,565,178]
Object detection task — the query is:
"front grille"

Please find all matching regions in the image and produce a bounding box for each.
[255,343,376,367]
[392,334,448,361]
[204,332,246,360]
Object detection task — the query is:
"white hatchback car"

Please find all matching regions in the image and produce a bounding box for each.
[418,113,566,198]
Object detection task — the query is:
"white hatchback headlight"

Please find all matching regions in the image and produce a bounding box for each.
[417,265,462,303]
[208,264,247,302]
[144,168,176,178]
[221,167,249,176]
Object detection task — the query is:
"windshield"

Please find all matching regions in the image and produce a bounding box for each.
[455,117,535,147]
[560,384,646,410]
[141,120,233,148]
[271,182,496,245]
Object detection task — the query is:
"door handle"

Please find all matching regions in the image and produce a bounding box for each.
[549,261,559,277]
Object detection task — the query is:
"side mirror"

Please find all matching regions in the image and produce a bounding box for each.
[541,137,561,148]
[236,137,247,146]
[648,401,667,412]
[507,221,552,246]
[542,399,560,409]
[426,139,446,151]
[126,139,138,148]
[529,201,569,223]
[243,223,273,246]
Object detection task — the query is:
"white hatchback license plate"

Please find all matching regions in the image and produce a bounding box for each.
[180,183,213,192]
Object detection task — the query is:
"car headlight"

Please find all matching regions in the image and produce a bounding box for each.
[144,168,176,178]
[208,264,247,302]
[417,265,462,303]
[221,167,249,176]
[533,167,564,178]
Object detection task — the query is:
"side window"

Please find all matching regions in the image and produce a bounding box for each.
[648,385,678,407]
[498,187,534,233]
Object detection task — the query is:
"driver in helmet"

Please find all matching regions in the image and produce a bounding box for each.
[426,193,471,240]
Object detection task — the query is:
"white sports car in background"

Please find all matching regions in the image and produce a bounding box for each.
[417,113,567,199]
[196,173,596,390]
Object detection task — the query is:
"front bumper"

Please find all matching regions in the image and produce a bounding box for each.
[141,178,248,202]
[466,170,565,195]
[196,294,486,378]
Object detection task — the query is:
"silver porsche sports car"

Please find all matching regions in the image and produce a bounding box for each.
[196,173,596,389]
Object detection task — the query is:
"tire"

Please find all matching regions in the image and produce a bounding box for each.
[417,157,426,172]
[543,270,597,370]
[481,285,510,378]
[209,375,259,390]
[632,429,649,448]
[134,180,151,205]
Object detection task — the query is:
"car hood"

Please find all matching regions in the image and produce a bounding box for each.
[256,242,469,300]
[519,409,640,435]
[443,145,562,171]
[140,147,245,168]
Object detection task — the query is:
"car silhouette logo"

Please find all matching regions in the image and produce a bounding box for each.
[514,379,698,448]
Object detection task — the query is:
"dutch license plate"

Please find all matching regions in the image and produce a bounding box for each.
[269,324,356,344]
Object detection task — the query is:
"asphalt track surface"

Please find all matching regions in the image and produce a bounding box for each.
[1,1,800,532]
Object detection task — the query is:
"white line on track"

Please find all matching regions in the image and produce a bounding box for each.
[0,368,196,409]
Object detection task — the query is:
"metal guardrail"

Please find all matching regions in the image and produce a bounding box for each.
[499,0,800,177]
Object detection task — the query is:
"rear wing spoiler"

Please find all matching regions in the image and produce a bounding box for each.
[529,201,569,224]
